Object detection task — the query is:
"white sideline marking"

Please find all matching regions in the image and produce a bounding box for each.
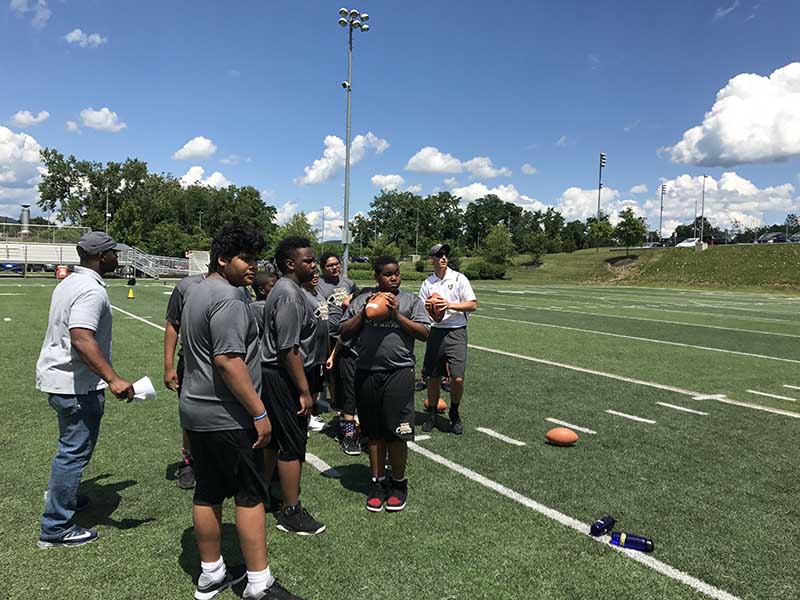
[545,418,597,434]
[305,453,342,478]
[407,442,740,600]
[415,435,431,441]
[493,307,506,311]
[476,427,526,446]
[605,409,656,424]
[472,314,800,365]
[0,293,23,295]
[3,317,11,321]
[111,305,165,331]
[480,300,800,339]
[746,390,797,402]
[692,394,728,401]
[656,402,708,416]
[782,385,800,391]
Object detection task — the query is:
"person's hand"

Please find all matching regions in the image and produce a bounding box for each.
[164,368,179,392]
[297,391,314,417]
[109,377,134,401]
[325,355,335,371]
[252,415,272,449]
[386,292,399,318]
[342,293,352,309]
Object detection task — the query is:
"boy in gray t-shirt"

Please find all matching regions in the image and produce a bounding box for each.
[341,256,430,513]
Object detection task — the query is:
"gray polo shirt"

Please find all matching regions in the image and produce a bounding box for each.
[36,266,113,395]
[249,300,266,335]
[165,274,207,326]
[260,277,318,369]
[303,287,330,366]
[179,277,260,432]
[342,290,430,372]
[317,276,358,306]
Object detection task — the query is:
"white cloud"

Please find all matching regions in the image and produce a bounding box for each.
[451,182,548,213]
[220,154,243,165]
[556,136,568,147]
[10,110,49,128]
[406,184,422,194]
[80,107,127,132]
[172,136,217,160]
[663,62,800,166]
[443,177,458,187]
[275,201,298,225]
[64,28,107,47]
[307,206,345,241]
[260,189,276,202]
[371,174,405,190]
[11,0,50,29]
[0,125,43,213]
[623,119,640,132]
[405,147,511,178]
[65,120,80,133]
[630,184,648,194]
[551,186,639,224]
[521,163,537,175]
[713,1,740,21]
[295,132,389,185]
[179,166,231,189]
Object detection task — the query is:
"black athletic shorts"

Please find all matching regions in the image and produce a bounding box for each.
[305,364,324,396]
[333,347,357,415]
[355,367,415,442]
[423,326,468,379]
[261,366,307,462]
[187,428,268,508]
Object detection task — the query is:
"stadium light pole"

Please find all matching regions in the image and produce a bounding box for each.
[596,152,606,253]
[699,174,707,243]
[338,7,370,278]
[659,183,666,243]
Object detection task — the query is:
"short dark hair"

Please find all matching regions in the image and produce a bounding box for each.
[373,255,398,275]
[275,236,311,274]
[252,270,277,292]
[319,251,341,268]
[210,224,266,272]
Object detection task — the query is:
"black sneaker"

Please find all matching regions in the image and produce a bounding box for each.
[37,526,99,549]
[421,409,436,432]
[177,463,196,489]
[441,378,452,392]
[450,417,464,435]
[365,479,387,512]
[340,435,361,456]
[275,503,326,535]
[385,479,408,512]
[194,564,246,600]
[414,379,427,392]
[244,578,305,600]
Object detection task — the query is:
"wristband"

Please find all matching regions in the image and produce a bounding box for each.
[253,410,268,422]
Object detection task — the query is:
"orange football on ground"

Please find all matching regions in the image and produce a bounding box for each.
[545,427,579,446]
[425,293,447,322]
[365,293,391,321]
[423,397,448,412]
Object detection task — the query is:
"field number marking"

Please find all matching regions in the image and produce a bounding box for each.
[545,418,597,434]
[656,402,708,416]
[605,409,656,424]
[475,427,526,446]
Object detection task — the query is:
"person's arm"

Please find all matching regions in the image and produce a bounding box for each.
[325,342,340,371]
[213,353,271,448]
[339,301,366,341]
[163,321,180,392]
[443,299,478,312]
[70,328,134,399]
[386,295,429,341]
[279,347,313,416]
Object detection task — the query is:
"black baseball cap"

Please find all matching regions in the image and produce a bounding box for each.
[77,231,119,255]
[429,243,451,256]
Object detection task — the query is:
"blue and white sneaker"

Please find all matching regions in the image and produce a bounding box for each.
[37,527,99,549]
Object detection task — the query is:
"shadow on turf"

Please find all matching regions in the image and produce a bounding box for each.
[75,473,155,530]
[179,524,243,583]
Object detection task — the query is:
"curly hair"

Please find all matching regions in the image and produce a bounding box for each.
[319,251,341,269]
[275,236,311,274]
[210,224,266,272]
[372,255,398,275]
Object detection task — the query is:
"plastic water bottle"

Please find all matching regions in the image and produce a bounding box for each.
[610,531,654,552]
[590,516,616,536]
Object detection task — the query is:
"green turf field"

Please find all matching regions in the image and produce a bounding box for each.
[0,278,797,599]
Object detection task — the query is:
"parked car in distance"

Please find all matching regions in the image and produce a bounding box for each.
[642,242,663,248]
[350,256,370,263]
[755,232,787,243]
[789,232,800,243]
[0,262,23,273]
[675,237,700,248]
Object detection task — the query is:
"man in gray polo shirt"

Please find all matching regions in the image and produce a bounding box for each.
[36,231,134,549]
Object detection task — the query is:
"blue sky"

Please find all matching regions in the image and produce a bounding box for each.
[2,0,799,237]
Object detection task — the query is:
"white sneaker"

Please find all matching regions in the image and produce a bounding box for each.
[307,415,325,432]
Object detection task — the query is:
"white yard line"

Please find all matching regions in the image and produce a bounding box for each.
[746,390,797,402]
[414,435,431,441]
[305,453,342,478]
[605,409,656,424]
[545,418,597,434]
[480,300,800,339]
[407,442,740,600]
[782,384,800,391]
[111,305,166,331]
[475,427,526,446]
[655,402,708,416]
[472,314,800,365]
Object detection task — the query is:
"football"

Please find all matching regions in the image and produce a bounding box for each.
[425,292,447,322]
[365,292,391,321]
[423,397,448,412]
[545,427,579,446]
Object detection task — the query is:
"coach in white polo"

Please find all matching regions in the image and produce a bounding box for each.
[36,231,134,549]
[419,243,477,435]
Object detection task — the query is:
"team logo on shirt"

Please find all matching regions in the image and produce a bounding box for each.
[447,282,454,290]
[327,287,349,305]
[314,301,329,320]
[395,422,413,435]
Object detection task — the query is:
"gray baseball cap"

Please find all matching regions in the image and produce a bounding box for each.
[429,243,451,256]
[77,231,119,255]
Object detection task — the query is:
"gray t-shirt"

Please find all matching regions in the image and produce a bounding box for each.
[303,287,330,366]
[342,290,430,371]
[317,276,358,307]
[179,277,261,431]
[35,267,113,395]
[260,277,318,369]
[165,273,207,326]
[249,299,266,335]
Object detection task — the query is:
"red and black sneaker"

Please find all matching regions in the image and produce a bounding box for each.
[366,478,387,512]
[386,478,408,512]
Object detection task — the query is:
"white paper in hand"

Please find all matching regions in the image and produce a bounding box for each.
[132,376,157,400]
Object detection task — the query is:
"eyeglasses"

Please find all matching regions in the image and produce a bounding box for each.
[325,262,341,268]
[434,253,447,258]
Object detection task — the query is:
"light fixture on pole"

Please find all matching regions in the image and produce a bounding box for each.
[337,7,370,278]
[596,152,606,252]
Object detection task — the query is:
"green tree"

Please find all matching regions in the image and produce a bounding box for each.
[614,208,648,256]
[562,220,587,249]
[270,213,318,255]
[521,231,548,264]
[588,220,614,249]
[481,224,515,264]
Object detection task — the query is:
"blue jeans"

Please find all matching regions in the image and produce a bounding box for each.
[40,390,105,539]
